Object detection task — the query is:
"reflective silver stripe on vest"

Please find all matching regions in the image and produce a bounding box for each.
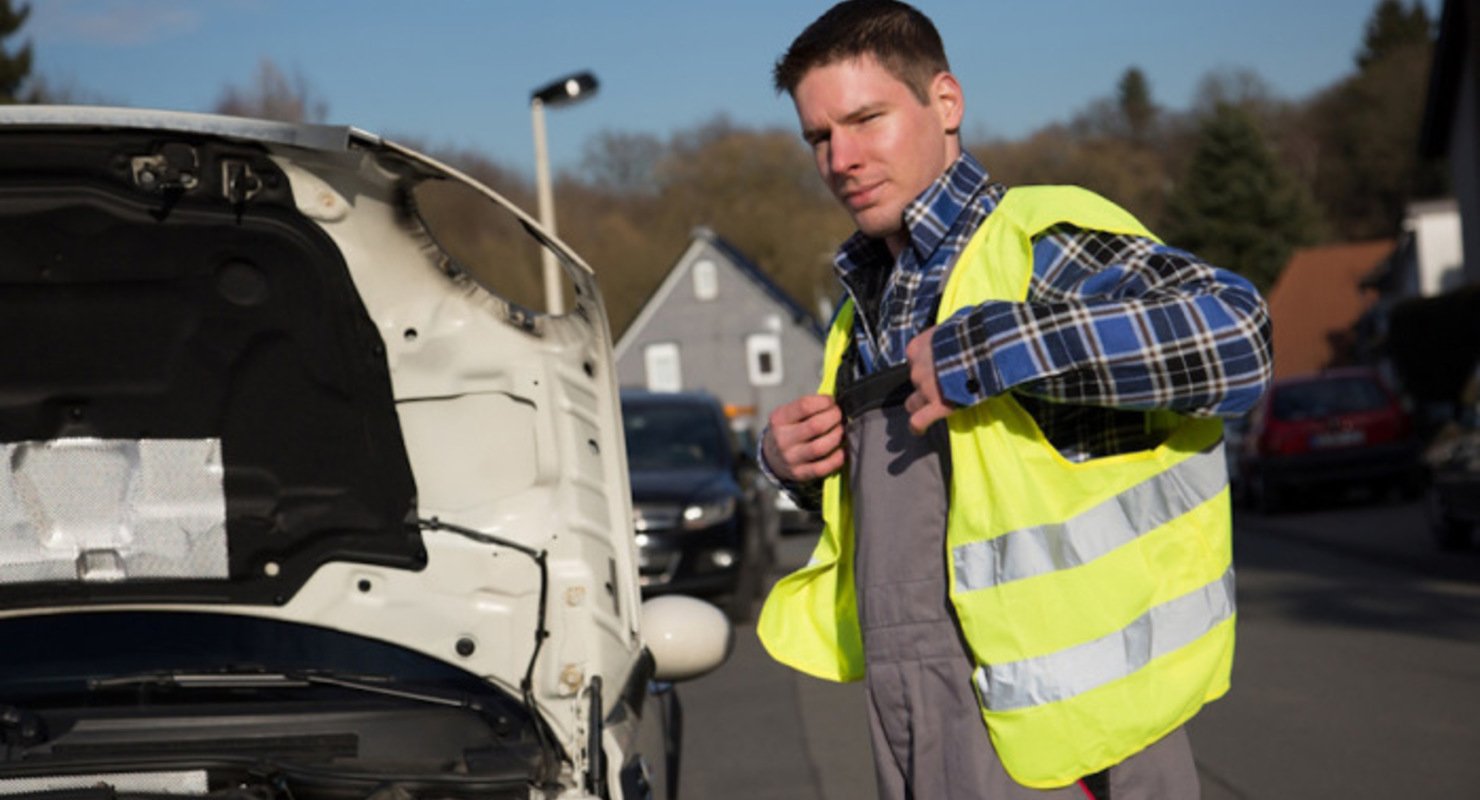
[974,566,1235,712]
[952,443,1225,593]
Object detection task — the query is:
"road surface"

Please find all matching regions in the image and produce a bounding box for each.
[676,497,1480,798]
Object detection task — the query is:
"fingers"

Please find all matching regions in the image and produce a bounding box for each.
[905,327,950,435]
[764,395,845,482]
[800,440,847,481]
[906,391,951,435]
[771,393,837,425]
[905,329,931,362]
[905,328,939,400]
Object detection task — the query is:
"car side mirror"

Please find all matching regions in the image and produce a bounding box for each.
[641,594,733,682]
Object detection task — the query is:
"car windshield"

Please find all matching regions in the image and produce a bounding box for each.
[1272,377,1389,421]
[623,401,728,471]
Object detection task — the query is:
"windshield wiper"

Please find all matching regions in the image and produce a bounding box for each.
[87,669,479,710]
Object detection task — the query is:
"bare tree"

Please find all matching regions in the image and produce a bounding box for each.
[214,59,328,123]
[581,131,663,195]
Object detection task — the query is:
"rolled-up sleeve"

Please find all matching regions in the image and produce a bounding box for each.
[931,226,1272,418]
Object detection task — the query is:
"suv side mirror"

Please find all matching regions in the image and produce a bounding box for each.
[641,595,733,681]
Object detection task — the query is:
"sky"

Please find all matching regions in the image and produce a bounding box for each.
[24,0,1432,178]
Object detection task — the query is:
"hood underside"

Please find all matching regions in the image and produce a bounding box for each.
[0,128,421,607]
[0,109,651,780]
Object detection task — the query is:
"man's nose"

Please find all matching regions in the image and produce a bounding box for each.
[829,129,861,176]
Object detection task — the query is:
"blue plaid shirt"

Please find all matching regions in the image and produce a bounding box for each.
[768,152,1272,506]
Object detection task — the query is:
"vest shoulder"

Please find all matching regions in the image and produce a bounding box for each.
[995,185,1153,241]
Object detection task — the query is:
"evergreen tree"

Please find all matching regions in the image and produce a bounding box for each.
[1116,67,1156,142]
[1306,0,1438,239]
[1164,103,1322,292]
[1356,0,1432,70]
[0,0,32,103]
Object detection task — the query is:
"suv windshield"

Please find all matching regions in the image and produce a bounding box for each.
[623,402,729,471]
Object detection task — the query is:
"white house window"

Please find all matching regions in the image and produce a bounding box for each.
[746,333,782,387]
[644,342,683,393]
[692,259,718,301]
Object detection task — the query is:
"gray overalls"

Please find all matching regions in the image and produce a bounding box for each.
[836,362,1200,800]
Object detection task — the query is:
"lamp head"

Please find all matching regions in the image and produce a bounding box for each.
[531,71,599,107]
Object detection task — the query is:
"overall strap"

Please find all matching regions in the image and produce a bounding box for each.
[834,342,912,420]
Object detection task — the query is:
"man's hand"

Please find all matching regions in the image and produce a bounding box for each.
[905,327,953,434]
[762,395,845,482]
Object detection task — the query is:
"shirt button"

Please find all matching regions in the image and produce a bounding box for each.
[965,378,981,393]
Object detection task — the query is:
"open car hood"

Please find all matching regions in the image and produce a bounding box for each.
[0,106,647,775]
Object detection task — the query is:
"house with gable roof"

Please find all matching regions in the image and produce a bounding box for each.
[1267,240,1393,379]
[614,228,827,431]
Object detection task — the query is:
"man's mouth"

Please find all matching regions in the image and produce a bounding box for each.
[841,181,883,210]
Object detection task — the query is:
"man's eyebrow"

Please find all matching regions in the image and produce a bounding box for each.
[803,102,889,143]
[841,102,888,123]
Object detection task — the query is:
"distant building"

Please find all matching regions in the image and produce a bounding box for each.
[1361,199,1467,301]
[614,228,826,432]
[1420,0,1478,281]
[1354,198,1477,406]
[1350,0,1480,407]
[1267,241,1392,378]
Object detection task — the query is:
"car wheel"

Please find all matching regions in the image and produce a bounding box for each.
[721,544,760,624]
[721,588,751,624]
[1426,486,1473,551]
[1230,477,1249,510]
[1251,473,1282,514]
[1399,473,1425,502]
[1432,517,1473,551]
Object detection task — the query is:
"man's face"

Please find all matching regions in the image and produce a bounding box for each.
[793,55,963,255]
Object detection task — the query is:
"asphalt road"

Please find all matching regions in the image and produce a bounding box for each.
[676,496,1480,799]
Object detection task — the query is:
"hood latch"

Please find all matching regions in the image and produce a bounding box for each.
[130,142,200,193]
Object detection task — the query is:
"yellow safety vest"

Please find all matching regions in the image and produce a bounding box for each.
[757,186,1234,788]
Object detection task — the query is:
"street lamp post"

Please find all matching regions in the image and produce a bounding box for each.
[529,70,599,316]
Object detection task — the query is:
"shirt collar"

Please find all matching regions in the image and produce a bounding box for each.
[834,151,992,277]
[902,151,989,261]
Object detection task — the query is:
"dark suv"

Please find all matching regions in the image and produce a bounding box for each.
[620,390,776,614]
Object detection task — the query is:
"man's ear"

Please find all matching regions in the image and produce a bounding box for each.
[931,71,965,134]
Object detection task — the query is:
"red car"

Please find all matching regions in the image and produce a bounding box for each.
[1236,368,1423,512]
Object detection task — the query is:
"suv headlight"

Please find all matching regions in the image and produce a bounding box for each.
[681,497,737,530]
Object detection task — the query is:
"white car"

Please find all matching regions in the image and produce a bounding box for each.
[0,106,729,800]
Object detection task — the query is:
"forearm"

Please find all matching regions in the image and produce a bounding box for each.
[930,232,1273,417]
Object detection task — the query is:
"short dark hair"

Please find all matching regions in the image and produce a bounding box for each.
[773,0,950,104]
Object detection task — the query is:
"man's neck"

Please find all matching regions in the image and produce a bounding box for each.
[884,230,909,259]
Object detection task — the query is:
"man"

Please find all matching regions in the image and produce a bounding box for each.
[755,2,1272,799]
